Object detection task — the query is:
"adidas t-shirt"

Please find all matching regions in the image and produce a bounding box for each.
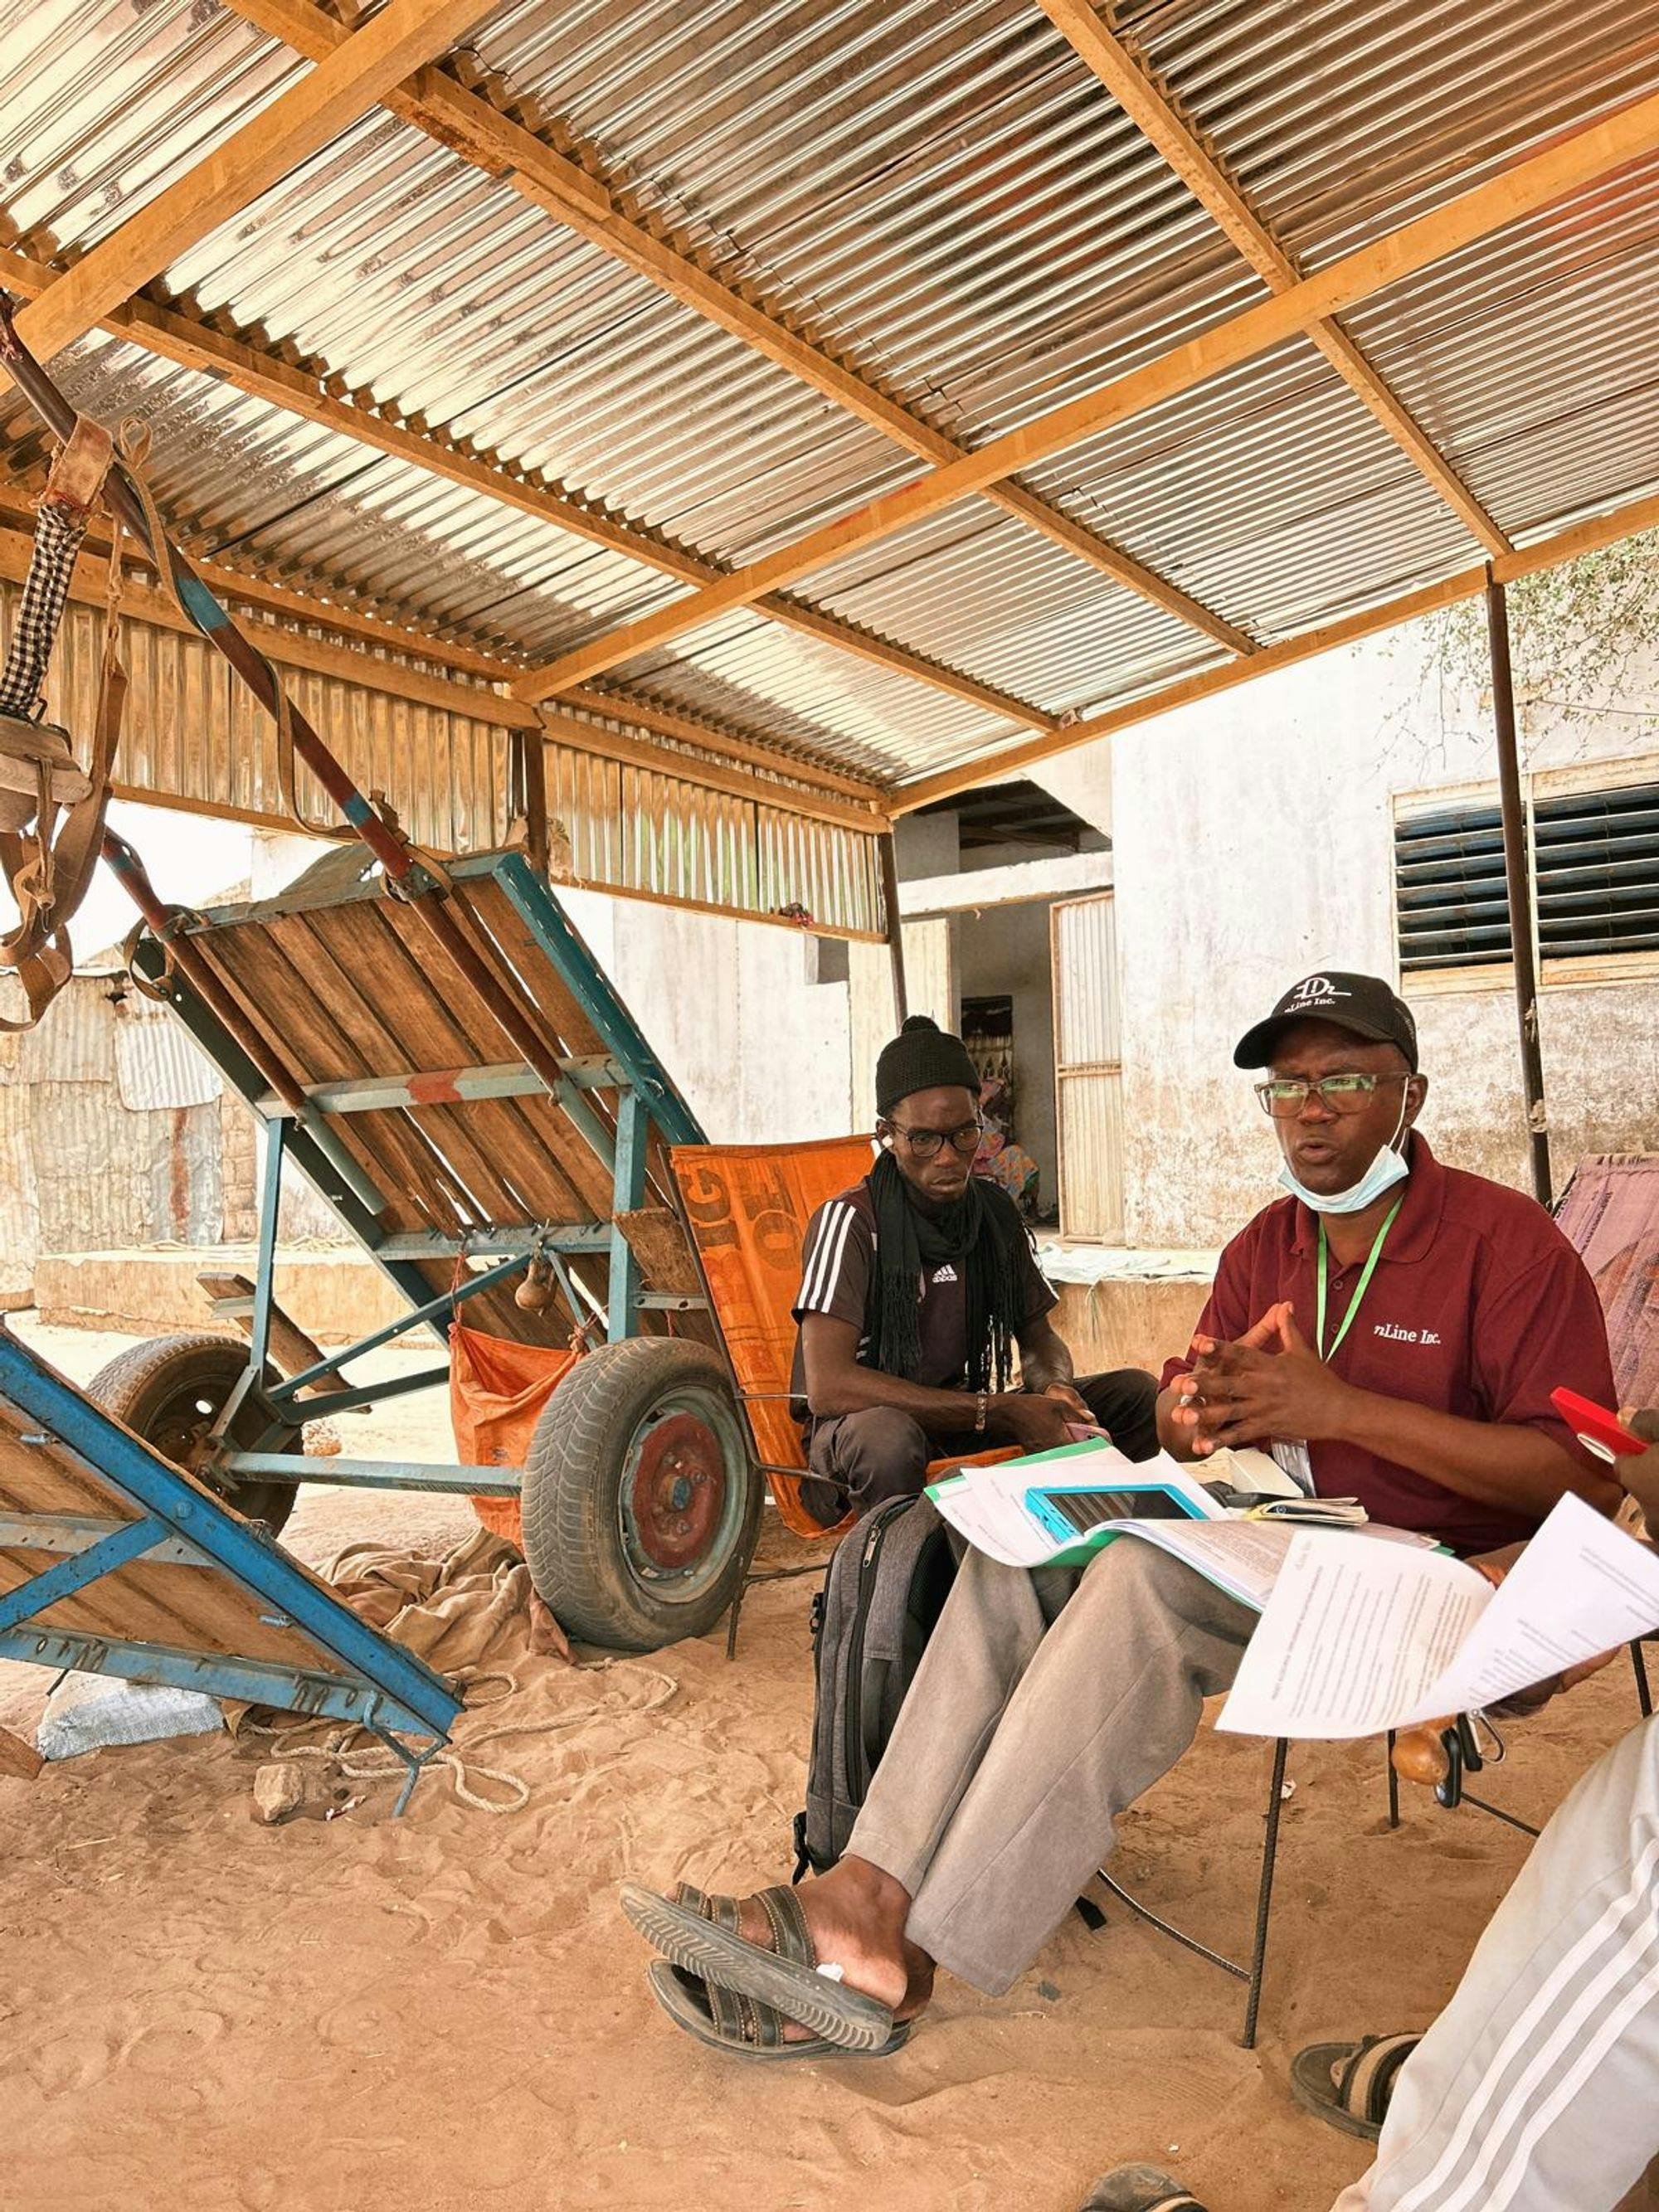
[789,1179,1057,1411]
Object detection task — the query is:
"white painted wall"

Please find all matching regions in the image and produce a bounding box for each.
[1082,628,1659,1247]
[561,890,854,1143]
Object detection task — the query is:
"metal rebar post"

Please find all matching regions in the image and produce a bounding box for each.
[879,829,908,1026]
[1484,570,1553,1207]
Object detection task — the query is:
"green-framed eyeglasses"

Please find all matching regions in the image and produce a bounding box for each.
[1254,1072,1410,1119]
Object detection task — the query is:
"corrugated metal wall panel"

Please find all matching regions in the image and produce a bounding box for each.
[1054,892,1121,1067]
[15,975,119,1085]
[0,577,882,931]
[113,994,223,1111]
[0,581,514,856]
[1053,894,1123,1241]
[546,741,883,933]
[1055,1069,1125,1243]
[30,1082,221,1251]
[0,1087,41,1296]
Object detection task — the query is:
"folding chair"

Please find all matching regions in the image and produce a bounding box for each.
[1090,1641,1653,2049]
[664,1134,1015,1656]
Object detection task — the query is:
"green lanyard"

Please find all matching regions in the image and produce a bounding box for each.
[1316,1196,1405,1362]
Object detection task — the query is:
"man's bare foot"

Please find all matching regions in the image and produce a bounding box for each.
[723,1856,927,2041]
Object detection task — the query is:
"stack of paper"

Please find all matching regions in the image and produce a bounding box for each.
[926,1441,1429,1609]
[1219,1492,1659,1738]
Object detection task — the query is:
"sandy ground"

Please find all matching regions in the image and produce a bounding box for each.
[0,1320,1646,2212]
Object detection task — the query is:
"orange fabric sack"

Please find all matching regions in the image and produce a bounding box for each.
[450,1320,581,1547]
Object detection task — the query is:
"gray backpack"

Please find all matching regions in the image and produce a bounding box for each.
[793,1492,957,1878]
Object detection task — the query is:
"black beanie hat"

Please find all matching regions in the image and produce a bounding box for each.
[875,1015,980,1118]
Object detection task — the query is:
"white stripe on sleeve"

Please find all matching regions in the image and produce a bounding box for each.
[1392,1835,1659,2212]
[800,1201,854,1312]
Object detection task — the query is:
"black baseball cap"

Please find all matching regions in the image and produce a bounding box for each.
[1233,970,1418,1072]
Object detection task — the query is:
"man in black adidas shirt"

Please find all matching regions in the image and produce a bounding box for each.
[793,1015,1158,1527]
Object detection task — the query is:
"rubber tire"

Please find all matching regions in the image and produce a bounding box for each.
[522,1337,761,1652]
[87,1332,300,1536]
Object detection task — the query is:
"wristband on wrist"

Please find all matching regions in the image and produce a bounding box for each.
[975,1389,988,1433]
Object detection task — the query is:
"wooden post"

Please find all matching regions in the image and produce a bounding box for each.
[1485,571,1553,1207]
[879,830,908,1026]
[515,726,551,879]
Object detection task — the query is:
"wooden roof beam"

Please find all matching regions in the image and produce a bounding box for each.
[10,0,505,368]
[0,249,1039,748]
[1035,0,1513,557]
[219,0,1254,660]
[0,518,888,833]
[889,482,1659,812]
[509,87,1659,702]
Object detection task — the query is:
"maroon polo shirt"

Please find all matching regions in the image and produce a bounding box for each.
[1160,1135,1614,1555]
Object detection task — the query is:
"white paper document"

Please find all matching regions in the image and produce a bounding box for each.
[927,1441,1226,1569]
[1219,1492,1659,1740]
[927,1443,1430,1607]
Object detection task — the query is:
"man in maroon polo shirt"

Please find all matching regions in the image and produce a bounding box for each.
[622,973,1621,2055]
[1157,970,1618,1555]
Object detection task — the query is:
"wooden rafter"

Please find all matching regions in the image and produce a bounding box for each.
[218,0,1255,659]
[1034,0,1512,557]
[12,0,506,369]
[509,87,1659,702]
[889,482,1659,812]
[0,250,1050,745]
[0,518,888,833]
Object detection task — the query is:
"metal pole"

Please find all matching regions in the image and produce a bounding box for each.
[878,829,908,1025]
[1484,569,1553,1206]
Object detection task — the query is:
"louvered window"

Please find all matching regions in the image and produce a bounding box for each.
[1395,779,1659,974]
[1533,783,1659,959]
[1395,801,1511,971]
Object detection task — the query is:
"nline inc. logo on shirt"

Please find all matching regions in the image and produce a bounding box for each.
[1373,1321,1442,1345]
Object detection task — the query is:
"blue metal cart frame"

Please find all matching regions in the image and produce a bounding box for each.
[0,1329,461,1808]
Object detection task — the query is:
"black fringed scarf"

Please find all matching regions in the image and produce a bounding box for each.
[863,1149,1024,1392]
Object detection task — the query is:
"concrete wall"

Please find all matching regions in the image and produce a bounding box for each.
[953,899,1060,1212]
[560,890,854,1144]
[1088,629,1659,1247]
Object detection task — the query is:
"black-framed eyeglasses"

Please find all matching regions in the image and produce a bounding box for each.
[1254,1072,1410,1120]
[885,1117,985,1159]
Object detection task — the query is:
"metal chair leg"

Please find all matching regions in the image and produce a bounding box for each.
[1633,1641,1653,1721]
[1241,1737,1289,2049]
[724,1582,747,1661]
[1386,1727,1401,1830]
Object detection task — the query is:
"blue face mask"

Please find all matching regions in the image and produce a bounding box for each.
[1277,1095,1412,1215]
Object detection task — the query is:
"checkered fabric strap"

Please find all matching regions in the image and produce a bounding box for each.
[0,496,88,722]
[0,416,113,721]
[0,415,124,1030]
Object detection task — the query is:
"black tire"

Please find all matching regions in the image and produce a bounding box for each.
[87,1332,301,1536]
[522,1337,761,1652]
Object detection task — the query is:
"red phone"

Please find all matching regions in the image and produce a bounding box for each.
[1550,1388,1648,1463]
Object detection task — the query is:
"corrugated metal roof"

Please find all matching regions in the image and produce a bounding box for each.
[1,0,1656,799]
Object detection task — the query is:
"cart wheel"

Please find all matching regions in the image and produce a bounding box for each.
[522,1337,761,1652]
[87,1332,300,1536]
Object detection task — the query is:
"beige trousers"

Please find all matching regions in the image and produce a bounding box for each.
[848,1534,1257,1996]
